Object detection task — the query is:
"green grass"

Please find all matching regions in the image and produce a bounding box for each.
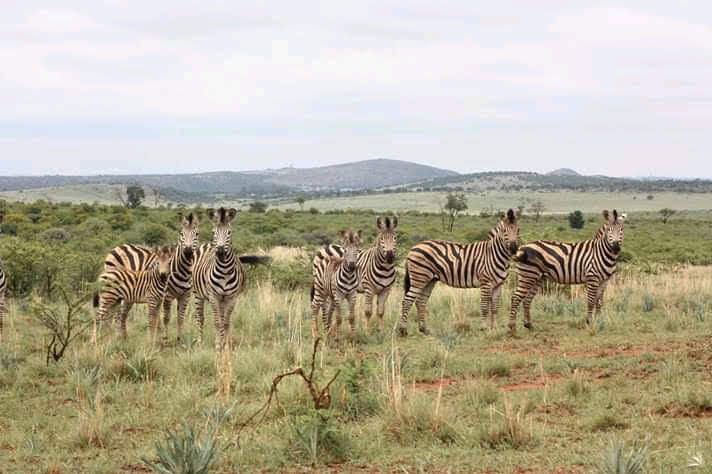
[1,267,711,472]
[273,190,712,214]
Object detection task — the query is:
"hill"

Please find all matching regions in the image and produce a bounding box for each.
[547,168,580,176]
[0,159,457,201]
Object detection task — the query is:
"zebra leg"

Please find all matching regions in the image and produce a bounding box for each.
[489,282,503,330]
[415,281,436,335]
[0,290,5,338]
[162,298,172,338]
[194,297,205,344]
[400,279,432,337]
[118,302,133,339]
[595,281,608,315]
[347,292,357,337]
[148,301,161,344]
[522,282,541,329]
[585,281,599,325]
[480,283,492,330]
[213,301,225,351]
[330,294,343,339]
[363,290,374,330]
[311,294,322,338]
[175,294,190,342]
[222,298,237,350]
[376,287,391,332]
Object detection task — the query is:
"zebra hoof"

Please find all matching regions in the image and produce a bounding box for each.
[523,322,533,330]
[507,323,516,335]
[418,327,430,335]
[397,327,408,337]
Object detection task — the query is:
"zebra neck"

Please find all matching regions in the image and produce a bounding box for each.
[597,238,620,260]
[337,264,358,281]
[489,236,512,262]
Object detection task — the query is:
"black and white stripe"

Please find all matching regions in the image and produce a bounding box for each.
[400,209,520,335]
[318,216,398,331]
[509,209,625,331]
[311,230,362,338]
[103,212,200,340]
[192,207,244,350]
[93,246,173,341]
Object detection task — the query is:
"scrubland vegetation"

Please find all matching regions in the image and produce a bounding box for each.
[1,199,712,472]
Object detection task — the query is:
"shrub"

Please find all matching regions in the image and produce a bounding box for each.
[589,414,630,432]
[568,210,585,229]
[597,439,647,474]
[286,409,350,466]
[40,227,72,242]
[142,423,222,474]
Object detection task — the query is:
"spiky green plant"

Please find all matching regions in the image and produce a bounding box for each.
[598,439,648,474]
[141,423,221,474]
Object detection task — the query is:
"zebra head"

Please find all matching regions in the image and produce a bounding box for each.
[207,207,237,262]
[178,212,200,260]
[153,245,173,284]
[497,209,520,254]
[338,229,362,272]
[376,216,398,263]
[602,209,625,253]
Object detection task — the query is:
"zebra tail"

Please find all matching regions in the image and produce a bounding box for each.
[310,284,315,303]
[238,255,272,265]
[92,292,100,308]
[403,267,411,293]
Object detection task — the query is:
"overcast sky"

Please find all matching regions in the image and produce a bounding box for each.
[1,1,711,177]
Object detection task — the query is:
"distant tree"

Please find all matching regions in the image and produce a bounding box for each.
[296,196,306,211]
[309,207,319,214]
[126,185,145,209]
[528,200,546,222]
[659,208,676,224]
[646,194,655,201]
[249,201,268,213]
[568,210,585,229]
[444,192,468,232]
[149,186,162,207]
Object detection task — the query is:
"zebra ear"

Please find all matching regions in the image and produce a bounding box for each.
[338,229,347,240]
[376,217,384,230]
[602,210,610,221]
[356,229,363,240]
[506,209,516,223]
[226,208,238,222]
[207,208,217,222]
[612,209,618,222]
[0,212,4,224]
[391,216,398,229]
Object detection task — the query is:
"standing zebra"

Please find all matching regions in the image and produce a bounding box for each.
[0,212,6,337]
[311,230,362,338]
[93,246,173,341]
[509,210,625,331]
[317,216,398,331]
[103,212,200,340]
[400,210,520,336]
[192,207,244,350]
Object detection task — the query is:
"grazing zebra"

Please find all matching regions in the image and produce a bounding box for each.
[509,210,625,331]
[192,207,244,350]
[400,209,520,336]
[93,246,173,341]
[317,216,398,331]
[0,212,6,337]
[103,212,200,340]
[311,230,362,338]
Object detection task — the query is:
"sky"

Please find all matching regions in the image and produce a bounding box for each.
[1,1,711,177]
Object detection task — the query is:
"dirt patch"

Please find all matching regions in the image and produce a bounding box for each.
[120,463,152,473]
[413,377,458,391]
[500,374,562,392]
[657,404,712,418]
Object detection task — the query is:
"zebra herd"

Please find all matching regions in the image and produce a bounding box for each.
[0,207,626,347]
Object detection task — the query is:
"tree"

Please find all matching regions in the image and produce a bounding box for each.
[126,185,145,209]
[528,200,546,222]
[296,196,306,211]
[568,210,585,229]
[249,201,268,213]
[659,208,676,224]
[149,186,162,207]
[444,192,468,232]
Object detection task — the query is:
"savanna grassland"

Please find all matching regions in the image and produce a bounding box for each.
[1,200,712,473]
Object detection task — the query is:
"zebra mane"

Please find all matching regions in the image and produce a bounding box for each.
[208,207,237,225]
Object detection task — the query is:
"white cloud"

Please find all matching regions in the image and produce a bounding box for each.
[1,1,711,176]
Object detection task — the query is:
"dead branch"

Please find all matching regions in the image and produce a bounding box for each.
[235,338,340,444]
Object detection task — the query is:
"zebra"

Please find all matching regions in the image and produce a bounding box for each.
[400,209,520,336]
[317,216,398,331]
[93,246,173,341]
[191,207,244,350]
[0,212,6,337]
[509,209,625,331]
[103,212,200,340]
[311,230,362,338]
